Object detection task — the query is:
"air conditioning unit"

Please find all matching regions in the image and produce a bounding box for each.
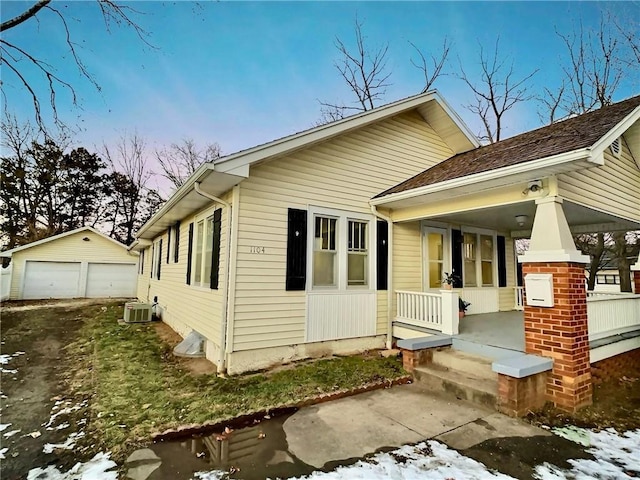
[123,302,152,323]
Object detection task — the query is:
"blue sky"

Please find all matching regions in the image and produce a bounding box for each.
[2,1,639,160]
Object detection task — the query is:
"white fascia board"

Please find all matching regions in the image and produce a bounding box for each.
[589,105,640,158]
[371,148,593,206]
[215,91,476,174]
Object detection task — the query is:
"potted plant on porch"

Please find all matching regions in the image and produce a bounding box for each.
[442,272,459,289]
[459,298,471,319]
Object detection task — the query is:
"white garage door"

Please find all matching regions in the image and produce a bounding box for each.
[86,263,137,298]
[23,261,81,299]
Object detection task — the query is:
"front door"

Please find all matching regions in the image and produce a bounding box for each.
[422,226,449,291]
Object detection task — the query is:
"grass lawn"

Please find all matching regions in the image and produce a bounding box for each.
[66,301,407,458]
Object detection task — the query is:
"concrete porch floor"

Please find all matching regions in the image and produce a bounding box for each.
[457,311,525,353]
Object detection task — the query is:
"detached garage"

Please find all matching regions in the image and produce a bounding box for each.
[1,227,138,300]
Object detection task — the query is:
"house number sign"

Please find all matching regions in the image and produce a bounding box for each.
[250,246,266,254]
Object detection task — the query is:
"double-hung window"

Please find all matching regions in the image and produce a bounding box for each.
[309,207,373,291]
[463,229,496,287]
[193,216,214,287]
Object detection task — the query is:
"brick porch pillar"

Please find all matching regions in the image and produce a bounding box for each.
[519,197,592,413]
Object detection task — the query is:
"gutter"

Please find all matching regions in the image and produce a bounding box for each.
[194,182,232,374]
[370,205,394,350]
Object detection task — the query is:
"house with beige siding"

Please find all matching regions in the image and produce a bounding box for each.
[131,90,640,406]
[1,226,138,300]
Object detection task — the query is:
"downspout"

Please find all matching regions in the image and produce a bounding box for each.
[370,205,394,350]
[194,182,232,374]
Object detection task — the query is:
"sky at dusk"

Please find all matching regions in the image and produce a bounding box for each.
[2,1,639,169]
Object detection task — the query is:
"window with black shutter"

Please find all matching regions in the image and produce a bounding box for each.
[166,229,171,264]
[286,209,307,291]
[157,239,162,280]
[376,220,388,290]
[186,223,193,284]
[210,209,222,290]
[174,221,180,263]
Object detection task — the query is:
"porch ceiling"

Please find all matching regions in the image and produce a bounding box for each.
[424,200,640,237]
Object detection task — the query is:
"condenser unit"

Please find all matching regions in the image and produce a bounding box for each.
[123,302,152,323]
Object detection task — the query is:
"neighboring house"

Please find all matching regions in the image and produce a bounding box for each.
[1,226,138,300]
[131,91,640,387]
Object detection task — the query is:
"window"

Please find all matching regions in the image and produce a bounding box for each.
[152,239,162,280]
[480,235,493,286]
[313,216,337,287]
[173,222,180,263]
[463,233,477,287]
[139,249,145,274]
[462,230,496,287]
[348,220,368,286]
[424,228,446,289]
[309,207,374,291]
[189,210,222,289]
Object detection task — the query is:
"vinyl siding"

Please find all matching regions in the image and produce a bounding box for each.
[559,142,640,223]
[9,230,136,299]
[137,195,231,348]
[232,111,454,352]
[498,235,517,311]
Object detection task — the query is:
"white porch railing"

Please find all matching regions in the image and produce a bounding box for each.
[587,293,640,341]
[514,287,524,311]
[395,290,459,335]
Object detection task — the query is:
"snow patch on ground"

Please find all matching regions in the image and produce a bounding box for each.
[534,428,640,479]
[0,447,8,459]
[43,432,86,454]
[4,429,21,437]
[0,423,12,432]
[0,354,11,364]
[26,452,118,480]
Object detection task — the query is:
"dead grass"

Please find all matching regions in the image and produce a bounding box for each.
[65,301,406,459]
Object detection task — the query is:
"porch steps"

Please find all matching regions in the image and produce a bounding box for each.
[451,338,524,360]
[413,349,498,409]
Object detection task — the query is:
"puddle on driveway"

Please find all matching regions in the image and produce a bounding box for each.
[140,410,319,480]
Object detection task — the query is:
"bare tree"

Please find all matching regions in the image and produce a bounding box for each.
[410,38,451,93]
[318,16,392,123]
[103,133,161,244]
[155,139,222,190]
[458,38,538,143]
[540,16,635,123]
[0,0,150,133]
[575,233,607,291]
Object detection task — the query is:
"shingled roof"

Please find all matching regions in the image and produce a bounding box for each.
[375,95,640,199]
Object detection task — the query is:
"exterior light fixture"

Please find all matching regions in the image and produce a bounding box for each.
[515,215,528,227]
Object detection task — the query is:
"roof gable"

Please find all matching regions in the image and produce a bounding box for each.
[375,95,640,199]
[0,226,131,258]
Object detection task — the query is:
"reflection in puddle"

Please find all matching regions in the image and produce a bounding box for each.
[147,411,318,480]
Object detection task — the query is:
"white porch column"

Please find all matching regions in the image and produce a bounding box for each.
[440,289,459,335]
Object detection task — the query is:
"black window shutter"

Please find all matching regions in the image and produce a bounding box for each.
[451,229,463,288]
[210,209,222,290]
[166,229,171,263]
[174,221,180,263]
[286,208,307,291]
[186,223,194,285]
[150,244,154,278]
[140,249,144,274]
[497,235,507,288]
[376,220,388,290]
[157,239,162,280]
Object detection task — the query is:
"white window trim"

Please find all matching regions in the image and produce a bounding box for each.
[189,207,217,288]
[461,226,498,288]
[306,205,376,293]
[151,238,162,280]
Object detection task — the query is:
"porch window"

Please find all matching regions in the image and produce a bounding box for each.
[313,216,337,286]
[480,235,494,286]
[463,233,477,287]
[348,220,368,286]
[462,230,496,287]
[426,232,445,289]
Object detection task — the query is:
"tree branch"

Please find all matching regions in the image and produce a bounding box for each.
[0,0,50,32]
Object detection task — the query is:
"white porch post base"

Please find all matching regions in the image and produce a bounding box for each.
[440,289,459,335]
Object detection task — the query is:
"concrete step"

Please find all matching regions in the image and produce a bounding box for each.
[413,364,498,410]
[431,349,496,381]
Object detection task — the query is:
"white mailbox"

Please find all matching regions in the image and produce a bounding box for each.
[524,273,554,307]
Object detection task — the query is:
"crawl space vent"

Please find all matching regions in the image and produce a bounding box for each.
[173,330,205,358]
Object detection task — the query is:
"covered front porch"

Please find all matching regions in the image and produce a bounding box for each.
[393,291,640,363]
